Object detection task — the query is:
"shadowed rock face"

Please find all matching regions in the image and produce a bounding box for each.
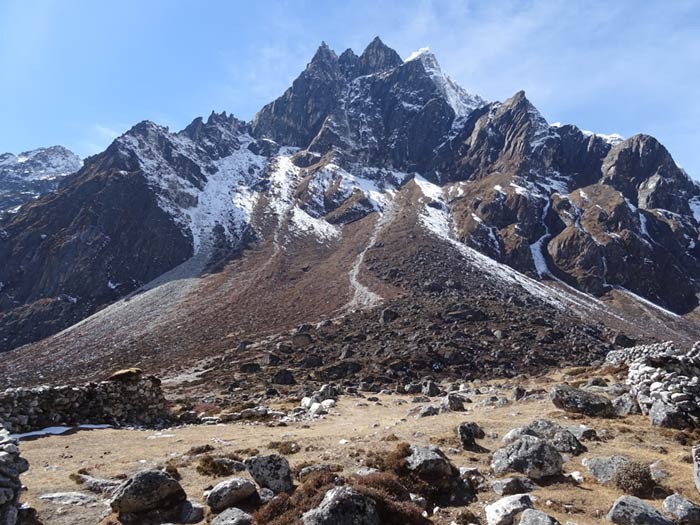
[0,37,699,359]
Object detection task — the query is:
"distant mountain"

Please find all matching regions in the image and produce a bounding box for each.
[0,37,698,387]
[0,146,82,213]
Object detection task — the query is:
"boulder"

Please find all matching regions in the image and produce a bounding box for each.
[662,494,700,524]
[612,393,639,417]
[518,509,560,525]
[582,455,629,483]
[405,445,453,485]
[491,435,563,479]
[491,477,536,496]
[650,400,690,429]
[422,380,440,397]
[607,495,674,525]
[380,308,400,324]
[110,470,186,514]
[549,384,614,417]
[485,494,533,525]
[271,369,296,385]
[244,454,294,493]
[505,419,584,455]
[205,478,257,513]
[457,422,486,450]
[211,507,253,525]
[302,486,380,525]
[441,393,465,412]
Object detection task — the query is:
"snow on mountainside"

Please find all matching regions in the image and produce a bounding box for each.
[0,146,82,212]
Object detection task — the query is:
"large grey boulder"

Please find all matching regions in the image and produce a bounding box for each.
[244,454,294,493]
[607,495,674,524]
[302,486,380,525]
[518,509,560,525]
[405,444,454,483]
[550,384,614,417]
[205,478,257,512]
[582,455,629,483]
[110,469,186,514]
[211,507,253,525]
[662,494,700,524]
[491,435,563,479]
[485,494,533,525]
[650,400,690,429]
[504,419,585,455]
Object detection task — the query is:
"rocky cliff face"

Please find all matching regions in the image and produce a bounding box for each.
[0,146,82,213]
[0,37,698,365]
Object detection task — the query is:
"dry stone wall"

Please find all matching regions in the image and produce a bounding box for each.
[0,429,27,525]
[0,377,170,434]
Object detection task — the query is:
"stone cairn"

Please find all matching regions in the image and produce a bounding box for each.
[0,429,28,524]
[0,371,171,434]
[606,341,700,428]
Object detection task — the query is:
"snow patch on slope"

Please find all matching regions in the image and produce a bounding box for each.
[413,175,624,319]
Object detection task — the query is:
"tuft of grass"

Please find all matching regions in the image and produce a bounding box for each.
[196,454,242,477]
[186,444,215,455]
[612,461,655,498]
[267,440,301,455]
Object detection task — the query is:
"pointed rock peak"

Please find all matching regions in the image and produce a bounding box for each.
[310,41,338,64]
[339,48,357,60]
[357,36,402,75]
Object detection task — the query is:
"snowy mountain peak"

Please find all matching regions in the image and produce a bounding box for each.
[0,145,82,212]
[0,146,82,180]
[405,46,486,120]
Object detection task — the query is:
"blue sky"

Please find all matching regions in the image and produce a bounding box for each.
[1,0,699,177]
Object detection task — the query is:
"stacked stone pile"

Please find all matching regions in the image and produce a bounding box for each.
[606,341,700,429]
[0,374,170,434]
[0,429,28,524]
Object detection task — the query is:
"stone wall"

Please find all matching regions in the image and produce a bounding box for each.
[0,376,170,434]
[0,429,27,525]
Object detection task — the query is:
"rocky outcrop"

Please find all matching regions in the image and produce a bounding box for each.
[549,384,615,417]
[0,375,169,433]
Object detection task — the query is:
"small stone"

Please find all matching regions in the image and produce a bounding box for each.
[518,509,561,525]
[485,494,533,525]
[491,477,536,496]
[211,507,253,525]
[205,478,257,513]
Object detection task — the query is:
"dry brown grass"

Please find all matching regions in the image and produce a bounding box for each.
[17,369,699,525]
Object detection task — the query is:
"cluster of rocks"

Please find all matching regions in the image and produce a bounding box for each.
[110,453,295,524]
[297,384,339,418]
[0,371,170,434]
[0,429,28,525]
[607,341,700,429]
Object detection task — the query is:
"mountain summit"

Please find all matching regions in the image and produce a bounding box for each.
[0,38,698,387]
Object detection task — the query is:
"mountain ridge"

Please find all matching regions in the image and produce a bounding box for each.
[0,37,698,386]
